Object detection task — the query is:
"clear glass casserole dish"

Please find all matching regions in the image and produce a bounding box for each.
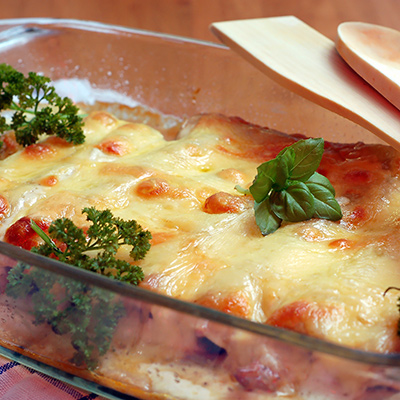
[0,18,399,400]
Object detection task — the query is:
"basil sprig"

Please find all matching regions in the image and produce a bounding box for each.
[246,138,342,235]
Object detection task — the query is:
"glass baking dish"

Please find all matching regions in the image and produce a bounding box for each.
[0,18,399,400]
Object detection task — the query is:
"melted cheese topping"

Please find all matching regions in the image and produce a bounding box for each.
[1,111,400,398]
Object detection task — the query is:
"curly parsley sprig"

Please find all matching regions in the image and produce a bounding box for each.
[6,207,152,368]
[31,207,151,285]
[237,138,342,235]
[0,63,85,147]
[6,266,125,369]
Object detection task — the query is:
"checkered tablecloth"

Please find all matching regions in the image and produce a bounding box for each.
[0,355,103,400]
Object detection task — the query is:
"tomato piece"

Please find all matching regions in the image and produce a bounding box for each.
[4,217,50,250]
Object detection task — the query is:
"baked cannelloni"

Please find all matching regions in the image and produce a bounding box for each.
[1,110,400,399]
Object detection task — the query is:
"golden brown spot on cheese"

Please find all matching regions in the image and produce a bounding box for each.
[149,231,177,246]
[267,301,341,338]
[44,136,73,148]
[96,138,130,156]
[22,143,56,159]
[39,175,59,187]
[90,111,118,127]
[136,177,193,199]
[203,192,249,214]
[217,168,247,184]
[136,178,170,198]
[194,291,251,318]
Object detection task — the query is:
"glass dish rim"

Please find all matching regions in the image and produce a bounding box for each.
[0,17,399,369]
[0,17,228,49]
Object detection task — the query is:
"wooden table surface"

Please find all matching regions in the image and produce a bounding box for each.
[2,0,400,42]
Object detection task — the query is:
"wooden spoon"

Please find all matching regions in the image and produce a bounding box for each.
[337,21,400,111]
[210,16,400,152]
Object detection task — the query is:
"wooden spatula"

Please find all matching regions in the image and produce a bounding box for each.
[337,21,400,112]
[210,16,400,152]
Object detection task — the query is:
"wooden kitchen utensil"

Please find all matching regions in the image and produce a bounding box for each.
[210,16,400,152]
[337,21,400,112]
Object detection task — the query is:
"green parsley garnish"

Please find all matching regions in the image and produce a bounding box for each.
[0,63,85,147]
[31,207,151,284]
[6,207,151,368]
[239,138,342,235]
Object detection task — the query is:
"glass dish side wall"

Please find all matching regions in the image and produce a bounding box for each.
[2,246,400,400]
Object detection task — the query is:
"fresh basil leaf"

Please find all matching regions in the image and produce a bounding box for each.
[254,199,282,236]
[249,158,278,203]
[270,181,315,222]
[306,173,342,220]
[283,138,324,181]
[247,137,341,236]
[313,193,342,220]
[306,172,335,194]
[274,148,295,190]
